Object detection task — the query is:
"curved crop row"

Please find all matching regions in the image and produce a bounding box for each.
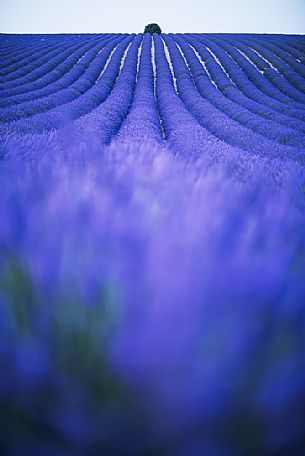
[172,35,305,145]
[0,35,134,134]
[0,36,102,89]
[221,34,305,103]
[1,32,304,160]
[236,34,305,85]
[162,34,304,161]
[0,35,87,77]
[193,34,305,120]
[114,34,163,144]
[73,34,143,144]
[198,34,305,112]
[0,36,121,108]
[179,35,305,134]
[153,34,242,159]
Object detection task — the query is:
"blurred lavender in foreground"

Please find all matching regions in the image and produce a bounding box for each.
[0,135,305,454]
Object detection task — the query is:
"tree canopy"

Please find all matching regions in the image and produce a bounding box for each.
[144,23,162,35]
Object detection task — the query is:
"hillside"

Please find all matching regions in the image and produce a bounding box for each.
[0,33,305,454]
[1,33,305,156]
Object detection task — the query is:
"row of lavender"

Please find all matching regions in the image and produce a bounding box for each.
[1,33,305,159]
[1,33,305,454]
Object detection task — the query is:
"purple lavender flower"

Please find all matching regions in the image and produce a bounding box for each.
[0,31,305,454]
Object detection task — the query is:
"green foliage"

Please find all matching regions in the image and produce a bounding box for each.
[144,23,162,35]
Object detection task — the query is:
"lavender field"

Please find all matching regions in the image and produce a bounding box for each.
[1,31,305,454]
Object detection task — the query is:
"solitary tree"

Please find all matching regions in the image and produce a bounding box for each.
[144,23,162,35]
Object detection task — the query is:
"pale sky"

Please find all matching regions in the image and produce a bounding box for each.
[1,0,305,34]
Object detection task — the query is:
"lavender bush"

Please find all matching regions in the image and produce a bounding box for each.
[1,31,305,454]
